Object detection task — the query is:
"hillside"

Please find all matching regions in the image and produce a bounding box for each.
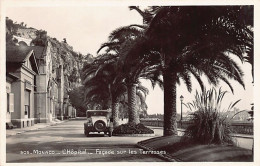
[6,17,92,94]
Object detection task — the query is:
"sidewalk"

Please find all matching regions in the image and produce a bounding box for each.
[137,135,253,162]
[6,119,67,137]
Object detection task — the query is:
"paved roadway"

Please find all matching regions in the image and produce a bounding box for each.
[6,118,165,162]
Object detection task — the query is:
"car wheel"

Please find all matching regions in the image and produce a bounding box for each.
[85,131,89,137]
[94,120,106,132]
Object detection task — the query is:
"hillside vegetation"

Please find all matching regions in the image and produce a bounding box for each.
[6,17,92,106]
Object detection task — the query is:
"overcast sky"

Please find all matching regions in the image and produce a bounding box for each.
[6,5,254,115]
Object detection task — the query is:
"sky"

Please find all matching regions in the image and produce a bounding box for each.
[6,5,254,115]
[6,6,143,55]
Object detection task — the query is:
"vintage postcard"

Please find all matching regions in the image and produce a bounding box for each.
[0,0,259,166]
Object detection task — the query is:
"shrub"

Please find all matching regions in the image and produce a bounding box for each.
[184,88,240,145]
[113,123,154,135]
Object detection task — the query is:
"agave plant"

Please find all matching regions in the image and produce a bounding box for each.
[184,88,241,144]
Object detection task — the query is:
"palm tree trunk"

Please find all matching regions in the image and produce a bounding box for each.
[127,83,140,124]
[112,95,120,127]
[163,70,178,136]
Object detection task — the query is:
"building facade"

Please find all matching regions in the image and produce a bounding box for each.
[6,73,17,125]
[33,41,67,122]
[6,35,80,128]
[6,46,39,128]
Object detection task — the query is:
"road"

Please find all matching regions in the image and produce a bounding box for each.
[6,118,165,162]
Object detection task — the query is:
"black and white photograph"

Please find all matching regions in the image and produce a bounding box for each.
[0,0,258,165]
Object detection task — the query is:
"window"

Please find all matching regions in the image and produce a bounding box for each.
[7,93,14,112]
[25,81,31,90]
[34,76,37,91]
[25,90,30,118]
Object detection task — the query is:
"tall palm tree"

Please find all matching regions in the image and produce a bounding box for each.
[98,26,163,124]
[82,69,111,110]
[129,6,253,135]
[82,54,122,126]
[81,52,152,126]
[119,44,162,124]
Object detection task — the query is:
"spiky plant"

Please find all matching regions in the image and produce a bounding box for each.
[184,88,240,144]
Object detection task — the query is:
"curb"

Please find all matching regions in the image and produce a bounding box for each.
[136,142,181,162]
[6,126,49,137]
[6,120,68,137]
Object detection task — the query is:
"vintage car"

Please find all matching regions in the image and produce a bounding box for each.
[84,110,113,137]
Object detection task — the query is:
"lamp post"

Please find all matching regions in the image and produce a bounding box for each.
[180,95,184,125]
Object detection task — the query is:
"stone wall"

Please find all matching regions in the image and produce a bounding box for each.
[140,119,253,135]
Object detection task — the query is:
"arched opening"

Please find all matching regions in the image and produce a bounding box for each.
[18,41,28,46]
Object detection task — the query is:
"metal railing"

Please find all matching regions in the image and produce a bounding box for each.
[140,119,253,135]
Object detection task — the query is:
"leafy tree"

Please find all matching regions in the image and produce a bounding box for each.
[63,38,67,43]
[68,67,78,83]
[6,33,16,46]
[68,86,87,116]
[31,30,47,46]
[6,17,19,34]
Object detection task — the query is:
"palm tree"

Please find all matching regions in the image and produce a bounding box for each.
[81,52,152,126]
[120,51,162,124]
[82,55,120,126]
[98,26,163,124]
[129,6,253,136]
[82,67,111,110]
[245,46,254,83]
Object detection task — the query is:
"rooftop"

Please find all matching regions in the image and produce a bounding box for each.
[6,45,39,74]
[6,45,32,63]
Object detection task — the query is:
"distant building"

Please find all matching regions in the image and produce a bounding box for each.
[32,38,78,122]
[32,41,66,122]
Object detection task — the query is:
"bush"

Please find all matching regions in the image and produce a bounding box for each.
[113,123,154,135]
[184,88,240,145]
